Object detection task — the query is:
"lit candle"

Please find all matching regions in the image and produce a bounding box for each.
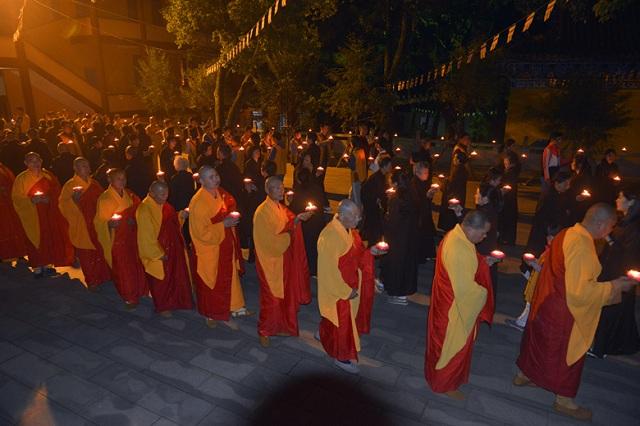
[192,173,199,180]
[342,153,349,159]
[621,147,627,152]
[613,175,622,182]
[286,190,294,196]
[184,208,189,213]
[111,213,122,221]
[523,253,536,261]
[173,151,180,155]
[627,269,640,282]
[440,136,445,140]
[328,136,334,140]
[316,166,324,172]
[148,145,155,150]
[72,186,83,192]
[305,202,318,212]
[490,250,506,259]
[239,146,245,151]
[502,185,512,191]
[581,189,591,197]
[348,131,353,135]
[156,171,165,178]
[470,150,478,156]
[521,153,528,159]
[114,138,119,142]
[243,178,253,184]
[395,147,401,152]
[577,148,584,153]
[33,191,44,196]
[368,156,375,161]
[448,198,460,205]
[297,145,304,150]
[438,174,446,179]
[375,240,389,252]
[491,140,496,144]
[308,128,313,132]
[394,166,401,170]
[385,188,396,195]
[433,153,440,158]
[430,183,440,190]
[229,211,241,219]
[236,124,240,128]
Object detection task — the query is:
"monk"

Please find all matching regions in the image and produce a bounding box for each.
[189,165,250,329]
[317,199,382,374]
[137,181,193,317]
[425,210,495,400]
[0,161,26,260]
[11,152,73,277]
[515,203,636,421]
[253,176,313,347]
[94,168,148,309]
[58,157,111,290]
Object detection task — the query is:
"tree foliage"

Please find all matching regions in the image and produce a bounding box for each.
[135,48,183,115]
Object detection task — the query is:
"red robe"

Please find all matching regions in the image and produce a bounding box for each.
[425,239,494,393]
[146,203,193,312]
[192,190,244,320]
[255,203,310,337]
[75,181,111,287]
[0,165,26,259]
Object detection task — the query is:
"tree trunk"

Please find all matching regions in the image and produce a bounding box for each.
[225,74,252,127]
[384,10,408,82]
[214,69,224,128]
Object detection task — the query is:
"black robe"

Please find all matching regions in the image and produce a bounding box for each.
[51,152,77,186]
[476,184,504,294]
[498,164,520,245]
[524,187,574,257]
[595,160,621,205]
[380,190,419,296]
[290,181,327,276]
[159,146,177,181]
[168,170,196,246]
[438,144,469,231]
[216,159,243,203]
[238,158,265,252]
[409,176,436,261]
[592,217,640,357]
[361,170,387,246]
[125,157,154,200]
[0,139,26,175]
[568,169,594,224]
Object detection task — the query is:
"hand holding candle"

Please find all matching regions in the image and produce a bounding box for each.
[156,171,165,179]
[580,189,591,197]
[523,253,536,261]
[229,211,241,220]
[374,240,389,254]
[109,213,122,228]
[502,185,512,192]
[490,250,506,260]
[448,197,460,206]
[305,202,318,212]
[627,270,640,282]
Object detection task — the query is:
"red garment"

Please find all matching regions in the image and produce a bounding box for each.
[319,299,358,361]
[256,206,310,337]
[0,165,26,259]
[25,176,74,267]
[76,181,111,287]
[516,229,585,397]
[111,193,148,304]
[425,244,494,393]
[193,190,242,320]
[148,203,193,312]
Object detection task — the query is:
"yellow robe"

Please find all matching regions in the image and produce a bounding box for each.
[58,175,95,250]
[253,198,291,299]
[11,169,57,249]
[317,216,362,350]
[563,223,612,365]
[437,224,487,369]
[136,196,165,280]
[188,188,225,288]
[94,186,133,267]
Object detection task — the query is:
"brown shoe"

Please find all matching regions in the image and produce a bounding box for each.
[160,311,172,318]
[124,302,138,311]
[553,402,592,421]
[259,336,270,348]
[513,374,537,387]
[206,318,217,328]
[444,390,465,401]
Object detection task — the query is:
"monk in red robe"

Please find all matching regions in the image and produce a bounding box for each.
[12,152,73,277]
[515,203,636,421]
[317,199,380,374]
[137,181,193,316]
[59,157,111,289]
[253,176,313,347]
[0,161,26,260]
[425,210,495,400]
[189,165,251,329]
[94,168,148,309]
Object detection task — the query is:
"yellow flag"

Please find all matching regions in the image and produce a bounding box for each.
[274,0,280,14]
[490,34,499,51]
[523,12,535,32]
[544,0,556,22]
[281,0,287,7]
[480,42,487,59]
[507,24,516,43]
[268,7,273,24]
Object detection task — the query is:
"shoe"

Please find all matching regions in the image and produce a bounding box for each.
[375,278,385,293]
[44,267,61,278]
[206,318,217,328]
[444,390,465,401]
[334,359,359,374]
[387,296,408,306]
[314,330,321,341]
[553,402,592,421]
[512,374,536,387]
[124,302,138,311]
[586,349,604,359]
[160,311,172,318]
[231,308,254,318]
[505,318,525,332]
[259,336,270,348]
[223,320,240,331]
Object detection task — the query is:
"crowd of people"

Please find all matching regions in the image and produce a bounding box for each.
[0,108,638,422]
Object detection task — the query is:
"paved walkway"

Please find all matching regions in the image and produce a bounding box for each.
[0,248,639,425]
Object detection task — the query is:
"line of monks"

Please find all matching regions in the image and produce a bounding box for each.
[1,151,637,422]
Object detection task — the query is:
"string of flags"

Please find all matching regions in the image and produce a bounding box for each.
[391,0,557,92]
[206,0,289,76]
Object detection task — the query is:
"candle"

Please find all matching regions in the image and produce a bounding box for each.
[173,151,180,155]
[348,131,353,135]
[229,211,241,219]
[394,147,401,152]
[316,166,324,172]
[502,185,512,191]
[286,190,294,196]
[236,123,240,128]
[448,198,460,205]
[523,253,536,261]
[72,186,83,192]
[394,166,401,170]
[577,148,584,153]
[627,270,640,282]
[111,213,122,221]
[297,145,304,150]
[490,250,506,259]
[34,191,44,196]
[375,240,389,252]
[342,153,349,159]
[521,153,528,159]
[385,188,396,195]
[184,208,189,213]
[613,176,622,182]
[470,150,478,156]
[328,136,334,140]
[368,156,375,161]
[148,145,155,150]
[308,128,313,132]
[581,189,591,197]
[440,136,445,140]
[239,146,245,151]
[305,202,318,212]
[621,147,627,152]
[243,178,253,184]
[433,153,440,158]
[492,140,496,144]
[438,174,445,179]
[430,183,440,190]
[192,173,199,180]
[156,171,165,178]
[393,133,398,137]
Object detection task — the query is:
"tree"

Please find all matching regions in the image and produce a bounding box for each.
[135,48,183,115]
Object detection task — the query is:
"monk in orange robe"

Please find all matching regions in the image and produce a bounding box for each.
[515,203,636,421]
[317,200,380,374]
[253,176,313,347]
[189,165,250,328]
[12,152,73,277]
[59,157,111,289]
[425,210,495,400]
[0,162,26,260]
[137,181,193,316]
[94,168,148,309]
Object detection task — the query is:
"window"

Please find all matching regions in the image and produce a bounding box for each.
[127,0,138,19]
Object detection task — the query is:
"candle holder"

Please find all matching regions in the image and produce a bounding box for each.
[523,253,535,261]
[305,202,318,212]
[375,240,389,252]
[34,191,44,196]
[430,183,440,190]
[385,188,396,195]
[448,198,460,205]
[613,176,622,182]
[111,213,123,221]
[72,186,83,192]
[627,270,640,282]
[490,250,505,260]
[229,211,241,220]
[580,189,591,197]
[243,178,253,184]
[502,185,512,191]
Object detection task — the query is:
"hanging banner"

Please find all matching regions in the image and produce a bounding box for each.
[506,24,516,43]
[544,0,556,22]
[523,12,535,32]
[490,34,499,51]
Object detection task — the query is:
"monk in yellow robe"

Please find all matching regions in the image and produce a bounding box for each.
[189,165,250,329]
[59,157,111,289]
[137,181,193,316]
[94,168,148,309]
[317,200,381,374]
[253,176,313,347]
[0,161,26,260]
[12,152,74,277]
[425,210,496,400]
[515,203,636,421]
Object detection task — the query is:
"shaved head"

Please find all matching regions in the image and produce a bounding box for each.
[149,180,168,194]
[337,198,361,229]
[582,202,618,240]
[338,199,358,216]
[265,176,284,201]
[24,151,41,162]
[149,180,169,204]
[73,157,91,179]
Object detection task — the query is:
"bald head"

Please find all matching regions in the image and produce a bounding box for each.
[149,180,169,204]
[265,176,284,201]
[198,165,219,190]
[582,202,617,239]
[337,199,361,229]
[24,151,42,171]
[73,157,91,179]
[461,210,491,244]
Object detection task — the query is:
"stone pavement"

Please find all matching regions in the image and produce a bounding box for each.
[1,250,639,426]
